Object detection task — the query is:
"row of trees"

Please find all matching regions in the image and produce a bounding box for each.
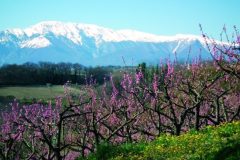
[0,62,113,85]
[0,28,239,159]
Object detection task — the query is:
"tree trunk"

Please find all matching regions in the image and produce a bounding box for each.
[195,105,200,131]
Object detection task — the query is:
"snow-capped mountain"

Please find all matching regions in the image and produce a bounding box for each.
[0,21,210,66]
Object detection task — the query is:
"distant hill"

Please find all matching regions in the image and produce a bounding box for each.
[0,21,212,66]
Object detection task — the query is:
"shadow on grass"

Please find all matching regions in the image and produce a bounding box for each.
[214,143,240,160]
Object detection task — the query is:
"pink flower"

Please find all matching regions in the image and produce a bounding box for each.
[1,123,11,134]
[65,151,80,160]
[43,105,52,118]
[152,74,158,93]
[167,61,174,76]
[237,35,240,44]
[108,113,120,125]
[135,71,143,84]
[113,136,124,143]
[121,73,127,89]
[11,133,22,141]
[34,130,42,138]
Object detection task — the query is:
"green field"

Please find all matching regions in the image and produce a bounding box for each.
[0,85,66,99]
[0,85,82,106]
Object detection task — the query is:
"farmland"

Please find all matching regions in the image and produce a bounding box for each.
[0,85,65,99]
[0,85,84,109]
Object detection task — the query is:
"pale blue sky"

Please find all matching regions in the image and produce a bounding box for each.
[1,0,239,38]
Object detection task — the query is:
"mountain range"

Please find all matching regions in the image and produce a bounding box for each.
[0,21,211,66]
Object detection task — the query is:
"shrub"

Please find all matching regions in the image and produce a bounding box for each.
[110,121,240,160]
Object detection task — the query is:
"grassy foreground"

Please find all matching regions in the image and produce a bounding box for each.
[86,121,240,160]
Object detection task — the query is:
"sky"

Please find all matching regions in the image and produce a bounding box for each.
[0,0,239,38]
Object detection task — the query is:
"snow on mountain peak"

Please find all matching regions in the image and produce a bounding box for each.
[1,21,206,47]
[6,29,25,37]
[23,21,82,45]
[20,36,51,48]
[0,21,215,66]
